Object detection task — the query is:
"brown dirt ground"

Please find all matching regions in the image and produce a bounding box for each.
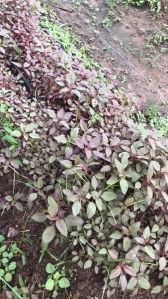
[45,0,168,109]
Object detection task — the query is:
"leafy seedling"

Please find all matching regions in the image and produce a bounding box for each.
[0,235,18,286]
[45,263,70,298]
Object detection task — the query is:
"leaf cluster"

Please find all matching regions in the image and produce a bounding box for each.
[0,234,18,285]
[45,263,70,297]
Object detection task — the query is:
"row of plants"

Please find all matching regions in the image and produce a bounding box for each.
[0,0,168,297]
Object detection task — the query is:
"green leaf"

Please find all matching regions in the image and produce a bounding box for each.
[163,276,168,286]
[129,222,141,235]
[87,202,96,219]
[151,161,160,172]
[143,226,150,239]
[25,123,38,132]
[8,262,16,271]
[31,213,46,223]
[3,252,8,257]
[107,176,118,186]
[55,135,67,144]
[121,152,129,169]
[138,277,150,290]
[58,277,70,289]
[46,109,56,119]
[0,103,8,113]
[101,191,117,201]
[49,156,56,163]
[70,127,79,138]
[4,273,12,282]
[96,197,103,211]
[80,182,90,196]
[42,225,56,244]
[162,191,168,202]
[110,231,122,240]
[9,144,17,151]
[144,245,155,259]
[14,202,23,212]
[48,196,58,217]
[10,159,22,169]
[110,266,121,280]
[84,260,92,269]
[0,235,5,243]
[45,278,55,291]
[11,130,21,137]
[159,257,167,271]
[72,201,81,216]
[8,252,13,259]
[99,248,107,255]
[151,286,161,294]
[3,134,18,145]
[0,245,7,253]
[4,126,13,134]
[137,123,148,140]
[46,263,55,274]
[28,193,37,202]
[53,271,61,280]
[35,177,43,189]
[91,176,98,190]
[152,224,159,232]
[29,132,40,139]
[120,178,128,195]
[114,159,123,173]
[127,277,137,290]
[65,215,84,227]
[67,71,76,85]
[60,160,72,168]
[56,219,68,237]
[0,269,5,277]
[100,165,111,172]
[123,237,131,252]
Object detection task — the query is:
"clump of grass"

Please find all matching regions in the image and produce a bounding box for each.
[136,104,168,137]
[146,105,168,137]
[126,0,162,13]
[148,24,168,48]
[0,101,21,151]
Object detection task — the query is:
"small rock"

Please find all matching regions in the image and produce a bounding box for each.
[7,227,19,238]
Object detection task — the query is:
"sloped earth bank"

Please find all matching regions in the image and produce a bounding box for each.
[46,0,168,107]
[1,1,168,299]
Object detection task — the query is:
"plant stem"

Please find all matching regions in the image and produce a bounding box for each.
[0,276,23,299]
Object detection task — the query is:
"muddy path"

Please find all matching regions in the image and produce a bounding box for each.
[46,0,168,108]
